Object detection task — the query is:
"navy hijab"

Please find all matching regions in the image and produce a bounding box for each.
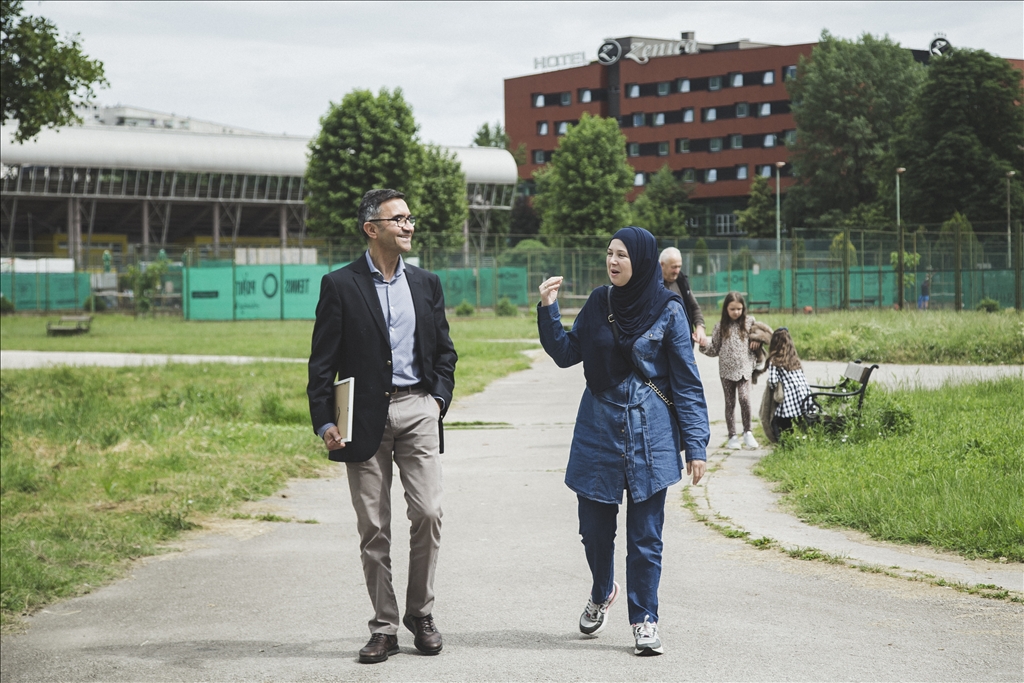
[576,227,683,393]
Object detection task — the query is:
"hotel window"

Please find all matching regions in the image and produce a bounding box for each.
[764,134,776,148]
[537,121,548,136]
[633,112,645,127]
[677,138,690,153]
[736,165,748,180]
[634,172,646,186]
[657,82,670,96]
[731,134,743,149]
[533,94,545,107]
[759,102,771,117]
[627,84,640,98]
[683,108,694,123]
[710,137,723,153]
[706,168,718,183]
[628,142,640,157]
[736,102,749,118]
[682,169,696,183]
[730,73,743,87]
[580,89,593,103]
[705,108,717,122]
[556,121,568,136]
[658,142,669,156]
[784,129,797,145]
[653,112,665,127]
[677,78,690,93]
[533,150,546,164]
[709,76,722,91]
[784,65,797,80]
[560,92,571,105]
[762,70,775,85]
[760,165,772,178]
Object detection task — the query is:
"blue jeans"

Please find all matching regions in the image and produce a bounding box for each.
[577,488,667,625]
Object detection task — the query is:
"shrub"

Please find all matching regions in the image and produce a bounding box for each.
[976,298,1000,313]
[83,295,108,313]
[495,297,518,317]
[455,300,475,317]
[0,295,13,314]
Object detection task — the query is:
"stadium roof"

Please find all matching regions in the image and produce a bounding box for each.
[0,124,518,186]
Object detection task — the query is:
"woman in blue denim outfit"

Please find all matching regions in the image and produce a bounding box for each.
[537,227,709,657]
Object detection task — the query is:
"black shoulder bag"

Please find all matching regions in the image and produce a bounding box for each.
[606,286,674,407]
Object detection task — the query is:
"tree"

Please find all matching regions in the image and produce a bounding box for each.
[305,88,422,238]
[415,145,467,250]
[630,165,691,236]
[734,174,775,237]
[473,119,526,166]
[829,232,858,267]
[785,31,925,225]
[509,195,540,244]
[1,0,107,143]
[936,211,983,269]
[533,113,634,245]
[893,49,1024,225]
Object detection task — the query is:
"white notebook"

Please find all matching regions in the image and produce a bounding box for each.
[333,377,355,443]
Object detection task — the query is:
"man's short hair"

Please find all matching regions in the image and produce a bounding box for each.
[659,246,682,263]
[358,189,406,239]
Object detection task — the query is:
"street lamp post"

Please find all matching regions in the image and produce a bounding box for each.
[1007,171,1016,268]
[775,161,785,309]
[896,167,906,310]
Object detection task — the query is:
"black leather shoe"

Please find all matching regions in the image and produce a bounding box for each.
[403,613,443,655]
[358,633,399,663]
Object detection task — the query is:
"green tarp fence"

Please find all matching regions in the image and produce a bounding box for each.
[685,266,1019,311]
[183,265,528,321]
[0,272,90,311]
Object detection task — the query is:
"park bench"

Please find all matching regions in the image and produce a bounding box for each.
[801,359,879,430]
[46,315,93,337]
[749,300,771,313]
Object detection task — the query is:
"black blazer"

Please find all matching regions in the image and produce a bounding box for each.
[306,255,457,462]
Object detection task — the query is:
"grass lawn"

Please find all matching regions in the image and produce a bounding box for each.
[756,377,1024,562]
[755,309,1023,365]
[0,311,539,629]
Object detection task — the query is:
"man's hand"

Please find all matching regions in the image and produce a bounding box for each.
[323,425,346,451]
[692,324,709,347]
[539,276,563,307]
[686,459,706,485]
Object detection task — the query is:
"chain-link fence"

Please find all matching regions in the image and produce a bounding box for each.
[3,221,1022,316]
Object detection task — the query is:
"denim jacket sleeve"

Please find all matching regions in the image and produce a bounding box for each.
[537,300,582,368]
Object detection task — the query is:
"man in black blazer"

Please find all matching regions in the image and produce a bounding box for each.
[307,189,457,664]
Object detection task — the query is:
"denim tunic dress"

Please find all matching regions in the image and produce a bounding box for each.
[538,298,710,505]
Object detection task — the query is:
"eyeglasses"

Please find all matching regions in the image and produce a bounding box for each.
[369,215,416,227]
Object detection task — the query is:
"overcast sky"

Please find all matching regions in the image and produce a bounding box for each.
[30,1,1024,146]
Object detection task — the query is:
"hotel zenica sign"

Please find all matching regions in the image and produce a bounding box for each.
[598,37,698,66]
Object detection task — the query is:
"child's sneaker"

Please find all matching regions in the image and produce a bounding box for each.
[743,431,759,449]
[579,581,619,636]
[726,435,742,449]
[632,616,663,656]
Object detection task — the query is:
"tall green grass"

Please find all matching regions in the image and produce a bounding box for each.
[756,377,1024,561]
[757,309,1023,365]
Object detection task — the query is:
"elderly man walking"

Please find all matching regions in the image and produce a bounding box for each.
[659,247,708,346]
[307,189,457,664]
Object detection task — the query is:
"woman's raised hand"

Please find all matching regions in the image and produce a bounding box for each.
[539,276,564,307]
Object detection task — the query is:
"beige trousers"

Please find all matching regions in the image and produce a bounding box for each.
[346,389,443,635]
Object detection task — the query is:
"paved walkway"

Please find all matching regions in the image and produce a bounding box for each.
[1,350,1021,681]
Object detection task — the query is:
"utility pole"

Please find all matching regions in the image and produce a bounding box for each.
[896,167,905,310]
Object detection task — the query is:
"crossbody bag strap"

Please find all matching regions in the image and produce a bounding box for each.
[606,286,674,407]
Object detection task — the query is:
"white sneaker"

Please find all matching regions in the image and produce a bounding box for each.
[632,616,663,656]
[579,581,619,636]
[726,435,742,450]
[743,431,759,449]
